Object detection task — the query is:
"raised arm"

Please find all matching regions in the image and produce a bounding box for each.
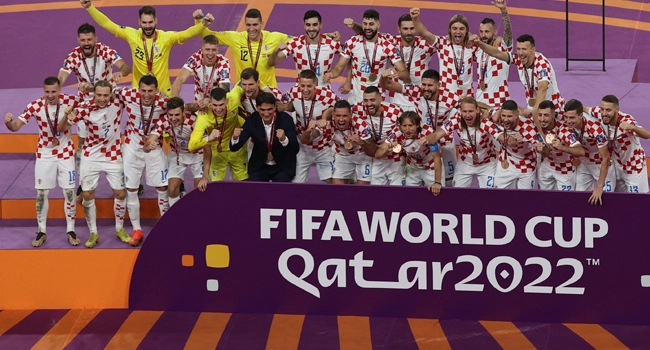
[493,0,512,47]
[621,121,650,139]
[410,8,437,45]
[474,37,509,62]
[268,42,287,67]
[379,71,405,94]
[343,18,363,35]
[172,14,214,44]
[425,127,447,145]
[86,4,123,37]
[172,68,193,97]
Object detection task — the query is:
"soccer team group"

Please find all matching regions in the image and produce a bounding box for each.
[5,0,648,248]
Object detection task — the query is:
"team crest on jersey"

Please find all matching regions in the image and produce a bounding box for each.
[264,44,269,51]
[569,134,577,143]
[154,46,160,53]
[596,134,605,143]
[102,114,108,122]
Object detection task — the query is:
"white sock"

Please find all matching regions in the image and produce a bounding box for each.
[169,195,180,207]
[63,188,76,232]
[114,198,126,230]
[157,189,170,215]
[36,189,49,233]
[82,199,97,233]
[126,191,141,231]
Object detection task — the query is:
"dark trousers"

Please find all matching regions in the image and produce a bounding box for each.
[248,164,293,182]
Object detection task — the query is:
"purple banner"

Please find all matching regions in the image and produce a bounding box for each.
[129,182,650,325]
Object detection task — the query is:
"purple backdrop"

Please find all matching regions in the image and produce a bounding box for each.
[130,182,650,325]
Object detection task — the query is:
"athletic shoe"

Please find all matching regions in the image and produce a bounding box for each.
[115,228,131,243]
[85,232,99,248]
[32,232,46,247]
[138,184,144,195]
[67,231,80,246]
[129,229,144,247]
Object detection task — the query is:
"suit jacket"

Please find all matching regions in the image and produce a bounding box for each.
[231,111,299,176]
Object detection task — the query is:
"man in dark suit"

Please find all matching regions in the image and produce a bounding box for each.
[231,92,299,182]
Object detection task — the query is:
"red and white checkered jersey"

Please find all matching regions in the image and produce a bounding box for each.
[115,87,169,150]
[508,51,565,112]
[331,125,365,156]
[431,36,478,97]
[283,35,341,87]
[573,112,608,165]
[60,43,122,101]
[241,87,284,116]
[182,50,230,102]
[388,124,437,170]
[537,121,581,174]
[72,98,123,161]
[384,35,435,106]
[341,34,401,95]
[590,107,646,174]
[285,85,337,151]
[498,117,539,173]
[403,84,459,148]
[442,114,500,165]
[18,94,81,160]
[351,101,403,162]
[152,111,202,157]
[475,41,511,107]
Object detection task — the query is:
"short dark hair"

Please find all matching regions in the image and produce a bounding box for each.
[601,94,619,106]
[304,10,321,23]
[517,34,535,47]
[139,75,158,88]
[398,14,412,27]
[167,97,185,111]
[363,9,380,21]
[421,69,440,83]
[44,76,61,86]
[210,87,227,102]
[241,68,259,82]
[538,100,555,111]
[138,6,156,18]
[501,100,518,112]
[480,18,496,26]
[564,99,584,115]
[334,100,351,111]
[363,86,381,95]
[256,92,277,107]
[77,23,96,36]
[299,69,318,83]
[203,35,219,46]
[245,8,262,21]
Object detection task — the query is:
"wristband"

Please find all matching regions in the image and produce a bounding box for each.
[433,182,442,186]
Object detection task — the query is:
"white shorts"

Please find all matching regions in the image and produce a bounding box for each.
[616,166,649,193]
[332,152,372,182]
[34,157,76,190]
[77,120,87,139]
[80,157,125,191]
[453,160,496,188]
[537,162,576,191]
[371,158,404,186]
[494,163,536,190]
[168,151,204,179]
[293,144,334,183]
[123,145,169,188]
[405,165,440,187]
[575,160,616,192]
[440,141,457,182]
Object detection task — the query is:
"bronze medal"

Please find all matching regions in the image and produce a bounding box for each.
[501,160,509,169]
[392,144,402,153]
[571,158,581,167]
[545,134,555,144]
[344,141,353,150]
[472,153,478,163]
[267,152,274,161]
[527,98,536,107]
[53,138,59,147]
[369,73,377,81]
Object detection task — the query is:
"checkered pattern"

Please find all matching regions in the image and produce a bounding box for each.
[351,101,402,162]
[331,125,363,156]
[285,85,337,151]
[574,112,608,165]
[403,84,459,147]
[442,114,498,165]
[60,43,122,101]
[241,87,284,116]
[475,41,511,107]
[510,51,565,112]
[498,118,538,172]
[284,35,340,87]
[432,36,477,97]
[182,49,230,102]
[591,107,646,174]
[115,87,168,148]
[152,112,201,155]
[341,34,401,95]
[73,98,123,161]
[390,124,436,170]
[384,35,435,105]
[538,121,580,174]
[19,94,80,160]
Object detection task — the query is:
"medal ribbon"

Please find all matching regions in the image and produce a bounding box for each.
[142,32,158,74]
[362,35,380,76]
[44,101,60,144]
[247,32,264,70]
[81,46,99,85]
[305,35,322,73]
